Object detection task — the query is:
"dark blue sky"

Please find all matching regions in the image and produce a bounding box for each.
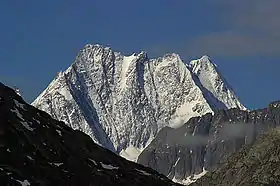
[1,0,280,109]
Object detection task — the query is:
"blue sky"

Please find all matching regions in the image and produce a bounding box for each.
[1,0,280,109]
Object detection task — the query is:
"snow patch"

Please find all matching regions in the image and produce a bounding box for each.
[100,162,119,170]
[11,108,24,121]
[49,162,63,167]
[173,157,180,167]
[169,117,185,129]
[53,163,63,166]
[135,169,151,176]
[59,87,72,101]
[33,118,40,124]
[26,156,34,161]
[21,122,34,131]
[169,102,201,128]
[120,146,142,162]
[172,167,208,185]
[88,158,97,165]
[56,129,62,136]
[14,100,26,110]
[14,179,31,186]
[10,108,34,131]
[119,54,137,89]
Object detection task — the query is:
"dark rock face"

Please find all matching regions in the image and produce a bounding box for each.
[138,102,280,182]
[191,128,280,186]
[0,83,180,186]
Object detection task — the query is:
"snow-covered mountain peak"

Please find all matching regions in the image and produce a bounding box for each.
[155,53,185,72]
[201,55,210,60]
[137,51,148,60]
[89,43,103,48]
[32,44,246,161]
[80,43,112,55]
[189,56,246,110]
[162,53,181,60]
[189,55,217,73]
[200,55,211,62]
[83,43,105,51]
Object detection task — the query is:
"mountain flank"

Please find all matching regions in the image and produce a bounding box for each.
[191,127,280,186]
[0,82,180,186]
[138,101,280,184]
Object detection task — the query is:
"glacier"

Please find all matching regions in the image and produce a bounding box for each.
[32,44,245,161]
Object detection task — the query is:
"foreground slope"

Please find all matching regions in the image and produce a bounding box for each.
[191,128,280,186]
[138,101,280,184]
[32,44,245,161]
[0,82,180,186]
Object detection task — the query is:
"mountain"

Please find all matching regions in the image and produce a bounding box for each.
[137,101,280,185]
[32,44,245,161]
[189,56,245,110]
[191,128,280,186]
[0,82,181,186]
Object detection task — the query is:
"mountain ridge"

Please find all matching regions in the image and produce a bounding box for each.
[0,82,181,186]
[191,126,280,186]
[138,100,280,185]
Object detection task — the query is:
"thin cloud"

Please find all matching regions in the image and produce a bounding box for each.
[167,122,257,147]
[186,0,280,57]
[186,31,280,57]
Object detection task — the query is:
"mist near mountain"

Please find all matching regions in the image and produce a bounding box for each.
[167,122,255,146]
[138,103,280,184]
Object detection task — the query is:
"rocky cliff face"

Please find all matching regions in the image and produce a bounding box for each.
[138,101,280,185]
[32,44,245,161]
[191,127,280,186]
[0,82,181,186]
